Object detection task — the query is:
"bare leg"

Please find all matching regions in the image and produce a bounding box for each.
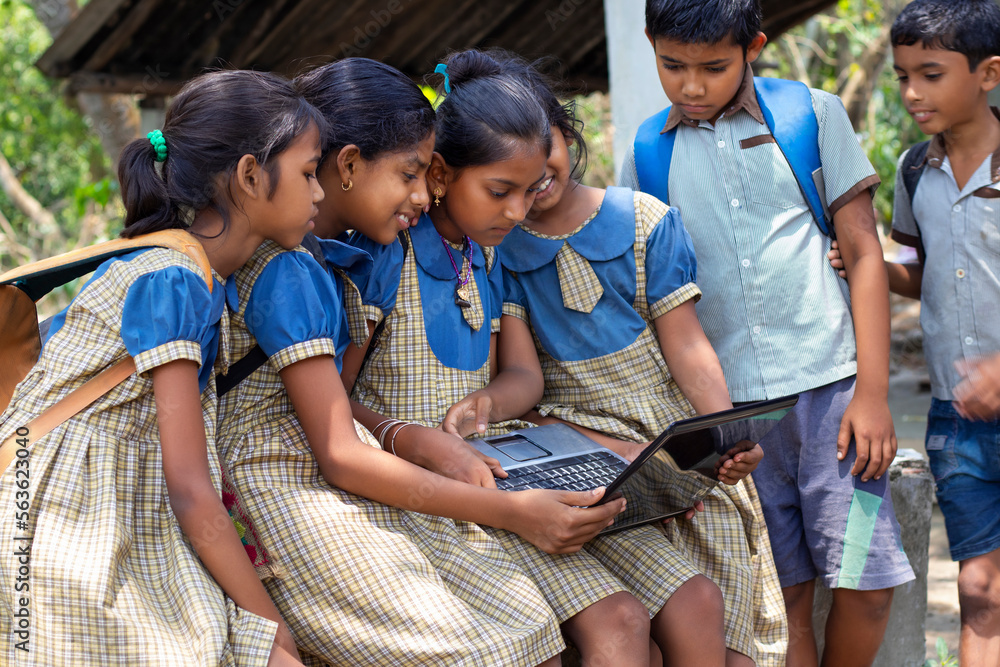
[783,581,819,667]
[651,574,726,666]
[563,591,651,667]
[726,649,755,667]
[537,655,563,667]
[958,548,1000,666]
[650,638,663,667]
[821,587,893,667]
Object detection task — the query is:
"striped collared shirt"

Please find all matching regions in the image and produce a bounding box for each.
[891,120,1000,400]
[620,66,879,401]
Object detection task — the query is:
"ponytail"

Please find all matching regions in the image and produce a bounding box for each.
[118,137,184,237]
[432,49,551,170]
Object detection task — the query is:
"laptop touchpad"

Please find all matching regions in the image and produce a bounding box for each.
[488,435,551,461]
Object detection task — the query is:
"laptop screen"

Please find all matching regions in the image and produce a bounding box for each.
[598,396,797,533]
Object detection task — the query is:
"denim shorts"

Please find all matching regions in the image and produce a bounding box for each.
[926,398,1000,562]
[751,377,914,590]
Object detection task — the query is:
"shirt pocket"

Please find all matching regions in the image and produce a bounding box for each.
[970,194,1000,256]
[741,141,805,210]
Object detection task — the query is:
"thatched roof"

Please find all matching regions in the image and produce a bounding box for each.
[37,0,837,95]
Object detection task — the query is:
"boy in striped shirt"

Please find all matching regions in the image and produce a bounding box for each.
[619,0,915,664]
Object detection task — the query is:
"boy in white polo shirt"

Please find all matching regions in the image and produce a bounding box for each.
[886,1,1000,662]
[620,0,915,664]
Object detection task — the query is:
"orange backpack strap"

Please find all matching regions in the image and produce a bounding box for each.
[0,230,213,475]
[0,228,212,299]
[0,358,135,473]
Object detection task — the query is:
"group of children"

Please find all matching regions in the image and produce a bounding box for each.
[1,0,998,664]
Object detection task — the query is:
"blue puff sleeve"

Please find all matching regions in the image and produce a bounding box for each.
[245,250,343,371]
[645,207,701,317]
[121,263,224,392]
[345,232,405,316]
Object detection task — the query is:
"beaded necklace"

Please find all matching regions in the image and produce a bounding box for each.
[438,234,474,308]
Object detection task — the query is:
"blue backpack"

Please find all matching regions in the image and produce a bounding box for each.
[633,77,833,237]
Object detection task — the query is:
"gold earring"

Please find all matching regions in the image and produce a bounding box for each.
[433,188,442,206]
[342,179,353,192]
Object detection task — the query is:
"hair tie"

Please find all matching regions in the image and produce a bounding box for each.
[434,63,451,94]
[147,130,168,163]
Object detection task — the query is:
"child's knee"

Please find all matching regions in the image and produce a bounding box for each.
[670,574,725,620]
[833,586,894,620]
[957,558,1000,620]
[569,591,650,646]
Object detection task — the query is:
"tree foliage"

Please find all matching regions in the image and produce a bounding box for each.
[761,0,925,226]
[0,0,117,271]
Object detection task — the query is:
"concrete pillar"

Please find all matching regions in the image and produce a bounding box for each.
[812,449,934,667]
[603,1,667,181]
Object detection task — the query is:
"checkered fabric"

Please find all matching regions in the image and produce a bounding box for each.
[352,230,704,623]
[505,192,789,664]
[351,232,533,436]
[217,242,565,665]
[0,248,275,666]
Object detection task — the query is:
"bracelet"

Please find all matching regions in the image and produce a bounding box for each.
[372,418,397,448]
[389,422,416,457]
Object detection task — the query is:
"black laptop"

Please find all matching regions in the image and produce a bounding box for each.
[471,395,798,534]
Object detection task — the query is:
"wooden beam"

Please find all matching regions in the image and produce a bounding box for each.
[82,0,163,72]
[66,70,185,96]
[36,0,131,77]
[229,0,295,67]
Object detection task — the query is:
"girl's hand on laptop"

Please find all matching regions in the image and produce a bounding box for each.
[662,500,705,524]
[716,441,763,484]
[504,487,626,553]
[442,391,494,437]
[406,425,506,488]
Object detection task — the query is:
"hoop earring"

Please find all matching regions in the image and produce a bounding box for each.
[342,179,353,192]
[433,188,442,206]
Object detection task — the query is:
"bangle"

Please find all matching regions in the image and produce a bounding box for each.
[371,418,397,448]
[389,422,416,457]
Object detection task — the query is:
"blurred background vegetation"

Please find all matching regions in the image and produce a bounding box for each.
[0,0,927,279]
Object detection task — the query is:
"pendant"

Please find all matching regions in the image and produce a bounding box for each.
[454,284,471,308]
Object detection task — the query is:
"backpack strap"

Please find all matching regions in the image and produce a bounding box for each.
[632,78,830,236]
[633,107,675,205]
[217,234,328,397]
[753,77,831,237]
[901,141,930,205]
[0,228,213,300]
[900,141,930,263]
[0,229,213,475]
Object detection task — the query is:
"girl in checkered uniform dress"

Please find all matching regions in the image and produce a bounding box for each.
[479,57,788,666]
[0,70,327,665]
[351,49,723,667]
[213,59,570,667]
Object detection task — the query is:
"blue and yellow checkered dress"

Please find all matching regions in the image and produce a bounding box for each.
[216,241,565,666]
[353,219,704,625]
[501,188,789,664]
[0,249,275,666]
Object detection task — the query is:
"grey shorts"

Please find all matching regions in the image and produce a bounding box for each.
[750,376,915,590]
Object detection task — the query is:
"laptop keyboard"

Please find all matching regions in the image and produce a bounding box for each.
[495,451,628,492]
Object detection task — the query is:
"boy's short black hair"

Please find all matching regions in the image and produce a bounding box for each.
[645,0,761,51]
[891,0,1000,71]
